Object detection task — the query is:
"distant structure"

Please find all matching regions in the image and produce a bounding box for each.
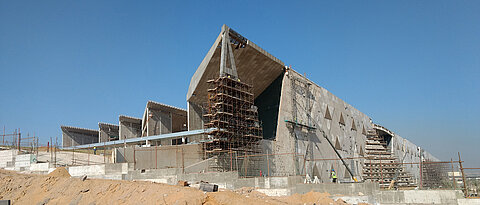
[61,126,98,147]
[62,25,438,188]
[119,115,142,140]
[98,122,119,142]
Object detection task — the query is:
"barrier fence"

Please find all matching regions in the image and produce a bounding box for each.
[3,138,478,197]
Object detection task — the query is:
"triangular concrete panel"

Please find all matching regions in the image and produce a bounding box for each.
[334,136,342,150]
[362,125,367,135]
[325,105,332,120]
[351,119,357,131]
[339,113,345,125]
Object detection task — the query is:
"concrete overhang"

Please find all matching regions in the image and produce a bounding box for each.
[187,25,285,104]
[145,100,187,117]
[98,122,119,130]
[119,115,142,124]
[61,125,98,136]
[373,123,396,137]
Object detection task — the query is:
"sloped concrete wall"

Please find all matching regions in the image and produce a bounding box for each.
[119,121,141,140]
[270,69,439,183]
[392,134,439,183]
[271,69,372,181]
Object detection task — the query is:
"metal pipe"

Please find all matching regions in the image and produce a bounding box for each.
[320,131,357,182]
[155,143,157,169]
[451,158,456,190]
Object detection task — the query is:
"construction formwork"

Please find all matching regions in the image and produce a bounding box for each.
[363,129,416,189]
[203,76,263,158]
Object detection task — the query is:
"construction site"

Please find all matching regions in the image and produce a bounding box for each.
[1,25,480,205]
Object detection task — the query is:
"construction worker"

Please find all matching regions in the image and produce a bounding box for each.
[93,146,97,155]
[331,169,337,183]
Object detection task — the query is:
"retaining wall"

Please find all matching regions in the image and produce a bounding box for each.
[0,150,17,168]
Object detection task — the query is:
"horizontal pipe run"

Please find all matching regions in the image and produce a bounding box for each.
[63,128,217,150]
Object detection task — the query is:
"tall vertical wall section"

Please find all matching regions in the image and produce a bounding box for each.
[262,68,438,183]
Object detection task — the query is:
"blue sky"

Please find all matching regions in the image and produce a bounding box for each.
[1,1,479,166]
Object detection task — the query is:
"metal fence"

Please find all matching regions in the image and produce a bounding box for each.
[28,142,477,198]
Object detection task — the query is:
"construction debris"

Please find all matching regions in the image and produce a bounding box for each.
[199,182,219,192]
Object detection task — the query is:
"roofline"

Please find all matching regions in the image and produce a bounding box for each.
[187,24,285,101]
[146,100,187,113]
[61,125,98,134]
[98,122,119,128]
[119,115,141,121]
[373,123,396,137]
[119,115,142,124]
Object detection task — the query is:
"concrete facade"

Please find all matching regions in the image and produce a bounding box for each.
[98,122,119,142]
[186,25,438,183]
[113,143,203,170]
[119,115,142,140]
[141,101,187,137]
[61,126,98,147]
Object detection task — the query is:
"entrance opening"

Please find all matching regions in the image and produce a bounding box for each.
[255,72,284,140]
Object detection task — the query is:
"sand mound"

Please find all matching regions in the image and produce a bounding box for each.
[48,167,71,177]
[0,169,357,205]
[279,191,348,205]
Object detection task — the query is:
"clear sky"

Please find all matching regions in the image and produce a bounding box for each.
[1,1,479,167]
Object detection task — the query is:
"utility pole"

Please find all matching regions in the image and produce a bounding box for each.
[55,137,57,167]
[458,152,467,197]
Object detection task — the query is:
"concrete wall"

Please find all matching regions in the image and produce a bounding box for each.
[187,102,204,131]
[119,121,142,140]
[374,190,463,205]
[391,133,439,183]
[267,69,439,183]
[269,69,372,181]
[114,144,203,170]
[172,113,187,133]
[294,182,379,196]
[29,163,50,173]
[146,109,172,136]
[67,163,129,180]
[62,130,98,147]
[98,124,119,143]
[14,154,33,171]
[0,150,17,168]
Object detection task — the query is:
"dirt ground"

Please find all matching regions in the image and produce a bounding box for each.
[0,168,353,205]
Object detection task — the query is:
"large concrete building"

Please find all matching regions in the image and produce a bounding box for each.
[62,25,438,188]
[186,25,438,185]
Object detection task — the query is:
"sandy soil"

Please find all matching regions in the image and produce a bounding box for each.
[0,168,352,205]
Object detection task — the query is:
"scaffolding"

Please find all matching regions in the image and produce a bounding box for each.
[203,76,262,154]
[363,129,415,189]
